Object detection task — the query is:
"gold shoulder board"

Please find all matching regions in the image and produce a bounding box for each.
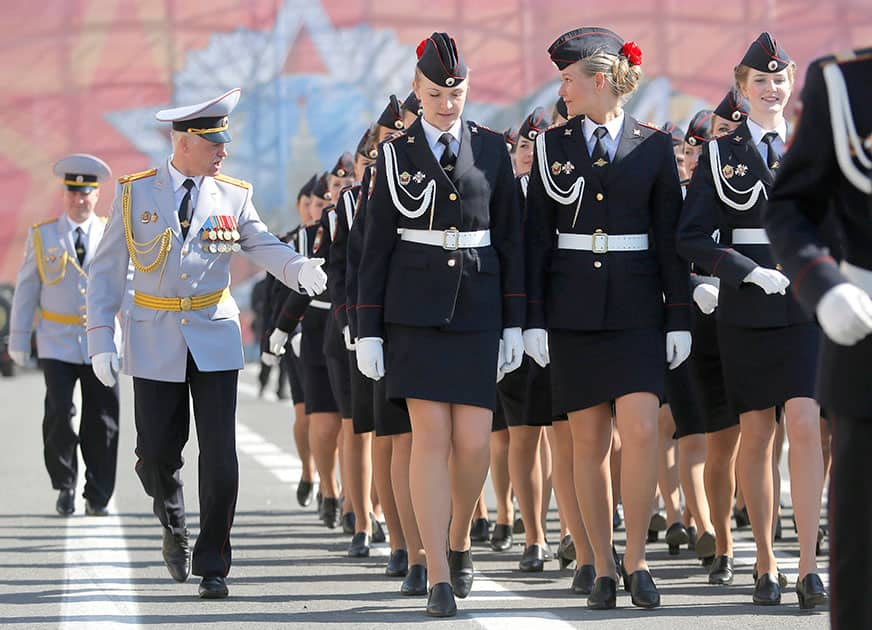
[32,217,58,230]
[214,173,252,189]
[118,168,158,184]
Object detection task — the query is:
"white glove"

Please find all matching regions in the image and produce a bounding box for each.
[523,328,550,368]
[298,258,327,296]
[693,284,719,315]
[665,331,692,370]
[499,327,524,373]
[269,329,289,356]
[291,332,302,358]
[356,337,385,381]
[496,341,506,383]
[92,352,120,388]
[342,325,356,351]
[261,351,279,367]
[9,350,29,367]
[743,266,790,295]
[816,283,872,346]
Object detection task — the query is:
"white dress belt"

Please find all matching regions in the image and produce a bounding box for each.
[731,228,771,245]
[841,261,872,297]
[398,228,491,250]
[557,232,649,253]
[309,299,331,310]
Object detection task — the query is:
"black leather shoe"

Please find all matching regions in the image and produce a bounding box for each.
[557,534,576,569]
[161,528,190,583]
[513,515,525,534]
[626,569,661,608]
[519,544,546,572]
[572,564,596,595]
[489,523,512,551]
[665,522,689,555]
[385,549,409,577]
[321,497,341,529]
[348,532,371,558]
[752,563,788,588]
[198,576,229,599]
[708,555,734,585]
[687,525,697,551]
[401,564,428,595]
[448,549,474,598]
[734,505,750,528]
[587,576,617,609]
[796,573,828,610]
[426,582,457,617]
[695,531,716,561]
[341,511,355,535]
[56,489,75,516]
[753,573,781,605]
[371,514,387,544]
[296,479,314,507]
[85,499,109,517]
[469,518,491,542]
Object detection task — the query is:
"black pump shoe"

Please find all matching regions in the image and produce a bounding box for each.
[347,532,371,558]
[587,576,617,609]
[518,544,546,572]
[557,534,576,569]
[385,549,409,577]
[795,573,828,610]
[665,522,689,555]
[625,568,661,608]
[572,564,596,595]
[296,479,314,507]
[708,555,734,585]
[753,573,782,605]
[401,564,428,596]
[426,582,457,617]
[490,523,513,551]
[448,549,474,598]
[469,518,491,542]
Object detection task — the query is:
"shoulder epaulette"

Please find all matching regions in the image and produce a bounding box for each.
[469,121,500,137]
[638,121,668,134]
[31,217,58,230]
[118,168,157,184]
[385,131,407,144]
[214,173,252,189]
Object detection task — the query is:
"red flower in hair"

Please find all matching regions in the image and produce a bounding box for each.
[416,39,428,60]
[621,41,643,66]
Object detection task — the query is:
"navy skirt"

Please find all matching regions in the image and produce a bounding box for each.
[688,309,737,433]
[497,357,560,427]
[550,328,665,415]
[349,351,375,434]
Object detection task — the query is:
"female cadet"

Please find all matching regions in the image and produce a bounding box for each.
[683,110,714,180]
[355,33,524,617]
[677,33,827,607]
[524,28,691,609]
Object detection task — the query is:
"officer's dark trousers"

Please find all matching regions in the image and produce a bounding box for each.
[41,358,119,506]
[132,353,238,578]
[829,416,872,630]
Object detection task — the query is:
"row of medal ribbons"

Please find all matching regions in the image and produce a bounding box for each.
[200,215,241,253]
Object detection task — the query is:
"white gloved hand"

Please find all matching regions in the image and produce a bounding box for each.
[342,325,356,351]
[92,352,120,388]
[291,332,302,358]
[816,283,872,346]
[665,331,692,370]
[496,340,506,383]
[743,266,790,295]
[693,283,719,315]
[8,350,29,368]
[298,258,327,296]
[356,337,385,381]
[522,328,550,368]
[499,327,524,373]
[261,351,279,367]
[269,329,289,356]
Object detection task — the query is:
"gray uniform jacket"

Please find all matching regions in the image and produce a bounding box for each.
[9,214,119,364]
[87,160,307,382]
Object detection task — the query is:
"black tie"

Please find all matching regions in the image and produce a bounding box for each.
[179,178,195,238]
[74,227,86,266]
[591,126,610,167]
[438,133,457,178]
[761,132,781,170]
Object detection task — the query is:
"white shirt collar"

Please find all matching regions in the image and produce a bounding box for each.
[420,117,463,152]
[167,156,204,192]
[63,212,95,235]
[746,118,787,146]
[582,111,625,143]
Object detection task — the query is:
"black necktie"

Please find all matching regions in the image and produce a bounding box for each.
[438,133,457,178]
[179,178,195,238]
[591,126,610,167]
[74,227,86,266]
[761,132,781,170]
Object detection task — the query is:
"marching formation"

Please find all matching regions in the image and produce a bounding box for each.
[7,22,871,628]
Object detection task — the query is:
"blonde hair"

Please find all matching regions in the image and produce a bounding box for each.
[734,62,796,91]
[577,51,642,100]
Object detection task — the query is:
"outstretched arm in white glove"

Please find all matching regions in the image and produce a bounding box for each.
[298,258,327,296]
[269,329,289,356]
[499,327,524,373]
[665,331,692,370]
[743,266,790,295]
[356,337,385,381]
[92,352,120,388]
[522,328,550,368]
[816,283,872,346]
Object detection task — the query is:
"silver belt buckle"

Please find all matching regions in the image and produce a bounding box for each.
[442,228,460,251]
[592,231,608,254]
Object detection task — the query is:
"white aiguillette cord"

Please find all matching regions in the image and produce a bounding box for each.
[823,62,872,194]
[535,133,585,228]
[383,141,436,219]
[708,139,768,211]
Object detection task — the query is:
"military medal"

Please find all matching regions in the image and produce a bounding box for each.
[231,229,240,240]
[721,164,735,179]
[208,243,218,254]
[140,211,151,224]
[399,171,411,185]
[231,243,241,252]
[562,161,575,175]
[551,161,563,175]
[412,171,426,184]
[736,163,748,177]
[151,212,158,223]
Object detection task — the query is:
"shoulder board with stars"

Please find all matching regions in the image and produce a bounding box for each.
[118,168,158,184]
[32,217,59,230]
[385,131,408,144]
[817,46,872,67]
[214,173,252,189]
[467,121,500,137]
[637,121,668,135]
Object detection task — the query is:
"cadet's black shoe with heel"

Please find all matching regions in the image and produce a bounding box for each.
[621,564,661,608]
[557,534,576,569]
[161,528,190,583]
[665,522,689,555]
[518,544,546,572]
[296,479,314,507]
[795,573,828,609]
[587,576,617,609]
[385,549,409,577]
[198,576,229,599]
[448,549,474,598]
[426,582,457,617]
[469,518,490,543]
[401,564,428,595]
[752,573,781,605]
[572,564,596,594]
[708,555,734,585]
[490,523,513,551]
[347,532,371,557]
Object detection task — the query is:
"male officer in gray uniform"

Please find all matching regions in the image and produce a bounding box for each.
[8,154,120,517]
[86,88,327,599]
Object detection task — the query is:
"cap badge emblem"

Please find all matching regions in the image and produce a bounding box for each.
[394,120,404,129]
[529,130,538,139]
[336,168,346,177]
[687,136,697,146]
[768,60,778,71]
[76,175,84,183]
[731,110,742,121]
[445,77,455,87]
